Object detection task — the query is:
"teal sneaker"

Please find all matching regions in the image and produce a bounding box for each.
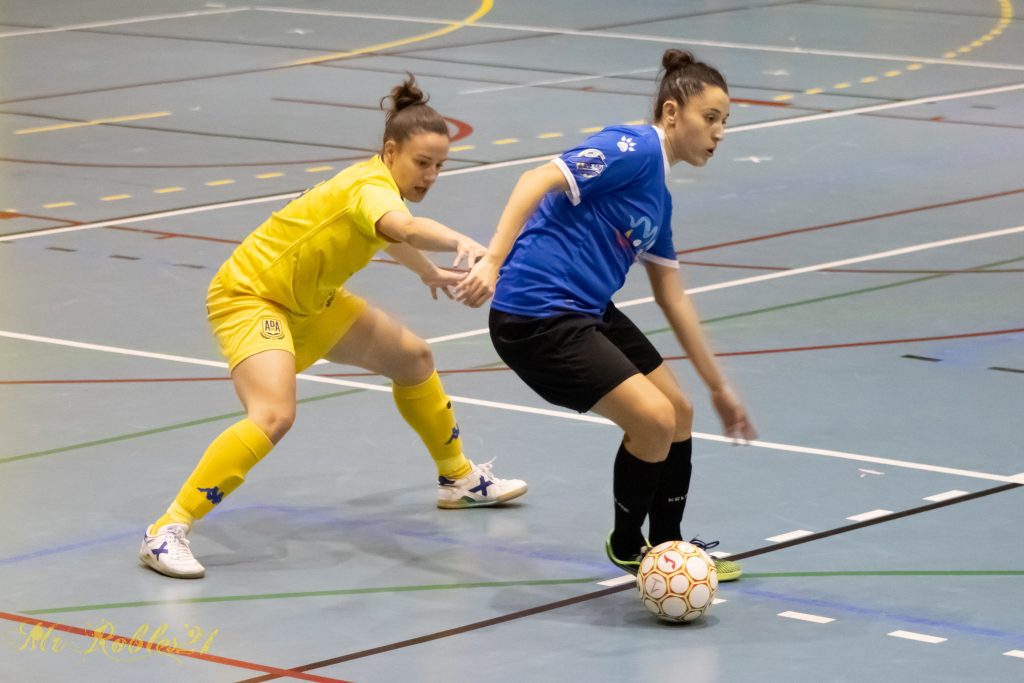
[605,532,652,575]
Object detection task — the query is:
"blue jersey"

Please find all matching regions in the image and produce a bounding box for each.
[492,125,679,318]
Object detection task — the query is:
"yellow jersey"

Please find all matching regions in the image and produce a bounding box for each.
[216,155,408,317]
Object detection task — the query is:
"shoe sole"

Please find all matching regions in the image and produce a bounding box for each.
[436,484,528,509]
[139,551,205,579]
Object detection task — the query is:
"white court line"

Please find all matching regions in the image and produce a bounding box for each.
[766,530,814,543]
[597,575,636,587]
[887,630,947,644]
[923,490,969,502]
[2,329,1021,484]
[6,81,1024,244]
[846,509,893,522]
[253,6,1024,73]
[0,7,250,38]
[1004,650,1024,659]
[431,221,1024,342]
[778,611,834,624]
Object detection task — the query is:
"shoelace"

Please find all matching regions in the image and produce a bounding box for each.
[163,527,194,560]
[687,537,720,552]
[474,457,498,479]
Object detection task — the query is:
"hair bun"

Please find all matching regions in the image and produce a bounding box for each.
[383,74,429,114]
[662,48,695,71]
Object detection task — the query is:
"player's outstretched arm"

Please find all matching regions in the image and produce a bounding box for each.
[455,161,569,308]
[644,261,757,443]
[385,242,466,300]
[376,212,486,270]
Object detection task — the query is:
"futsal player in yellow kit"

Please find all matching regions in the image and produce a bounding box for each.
[139,76,527,578]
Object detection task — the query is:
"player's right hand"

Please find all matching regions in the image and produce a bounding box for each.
[454,255,500,308]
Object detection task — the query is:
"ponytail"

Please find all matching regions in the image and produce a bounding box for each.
[653,49,728,122]
[380,74,450,148]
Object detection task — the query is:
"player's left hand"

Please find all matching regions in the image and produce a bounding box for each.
[421,267,467,300]
[711,384,757,445]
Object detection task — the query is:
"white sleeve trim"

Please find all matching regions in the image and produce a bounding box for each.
[552,157,581,206]
[639,252,680,269]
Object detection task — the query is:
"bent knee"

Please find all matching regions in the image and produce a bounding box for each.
[248,406,295,443]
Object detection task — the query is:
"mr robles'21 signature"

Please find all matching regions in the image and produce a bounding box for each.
[15,619,219,662]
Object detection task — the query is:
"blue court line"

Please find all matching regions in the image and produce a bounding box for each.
[736,585,1024,641]
[0,503,609,572]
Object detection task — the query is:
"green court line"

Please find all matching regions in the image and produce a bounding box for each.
[745,570,1024,578]
[19,577,603,616]
[644,254,1024,336]
[0,387,368,465]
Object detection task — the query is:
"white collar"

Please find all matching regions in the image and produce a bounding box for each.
[652,125,671,180]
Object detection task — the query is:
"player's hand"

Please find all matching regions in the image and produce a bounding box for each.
[453,236,487,270]
[454,254,500,308]
[711,384,757,445]
[421,267,467,300]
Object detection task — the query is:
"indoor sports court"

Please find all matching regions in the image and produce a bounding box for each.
[2,1,1022,680]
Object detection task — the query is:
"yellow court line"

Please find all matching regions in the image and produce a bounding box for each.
[205,179,235,187]
[304,166,334,173]
[256,172,285,179]
[14,112,171,135]
[43,201,76,208]
[288,0,493,66]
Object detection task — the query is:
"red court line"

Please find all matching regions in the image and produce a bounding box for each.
[664,326,1024,361]
[0,156,366,169]
[5,328,1022,386]
[0,377,229,385]
[678,186,1024,255]
[0,611,353,683]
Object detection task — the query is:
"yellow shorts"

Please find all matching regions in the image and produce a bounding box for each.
[207,276,367,372]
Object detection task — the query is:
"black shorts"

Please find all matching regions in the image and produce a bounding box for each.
[489,303,664,413]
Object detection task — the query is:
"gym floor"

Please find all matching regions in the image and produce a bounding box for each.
[2,1,1022,681]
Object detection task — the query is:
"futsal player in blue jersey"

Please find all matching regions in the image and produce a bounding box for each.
[456,49,756,580]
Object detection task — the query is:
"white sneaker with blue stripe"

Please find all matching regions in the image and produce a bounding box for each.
[139,523,205,578]
[437,459,527,509]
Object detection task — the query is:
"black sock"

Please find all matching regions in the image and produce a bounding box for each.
[611,441,664,558]
[647,438,693,546]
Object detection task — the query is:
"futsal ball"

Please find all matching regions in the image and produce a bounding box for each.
[636,541,718,622]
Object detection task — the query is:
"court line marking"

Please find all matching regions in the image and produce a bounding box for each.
[778,610,835,624]
[5,80,1023,244]
[253,6,1024,72]
[0,610,351,683]
[14,111,172,135]
[287,1,493,67]
[1005,650,1024,659]
[887,629,947,644]
[427,221,1024,343]
[2,328,1021,484]
[846,509,893,522]
[766,530,815,543]
[0,7,250,38]
[924,489,969,502]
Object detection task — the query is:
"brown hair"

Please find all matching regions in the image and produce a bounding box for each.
[379,74,449,149]
[652,49,728,122]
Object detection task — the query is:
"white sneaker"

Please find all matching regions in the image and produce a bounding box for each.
[437,458,527,509]
[139,523,205,578]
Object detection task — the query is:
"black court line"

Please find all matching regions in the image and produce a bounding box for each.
[902,354,942,362]
[990,366,1024,374]
[233,482,1022,683]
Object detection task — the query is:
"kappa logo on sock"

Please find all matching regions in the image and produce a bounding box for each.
[197,486,225,504]
[259,317,285,340]
[444,424,460,445]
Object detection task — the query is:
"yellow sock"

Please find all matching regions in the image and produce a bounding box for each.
[149,419,273,533]
[392,371,472,480]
